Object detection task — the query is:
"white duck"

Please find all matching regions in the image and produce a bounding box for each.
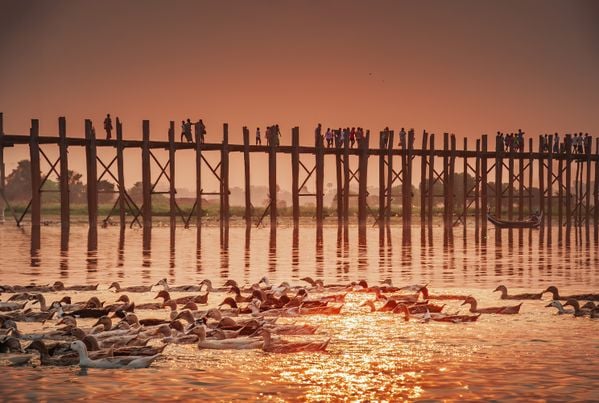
[196,325,263,350]
[545,300,574,315]
[70,340,160,369]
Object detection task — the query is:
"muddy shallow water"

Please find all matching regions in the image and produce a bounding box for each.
[0,223,597,401]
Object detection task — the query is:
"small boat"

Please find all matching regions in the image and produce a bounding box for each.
[487,212,542,229]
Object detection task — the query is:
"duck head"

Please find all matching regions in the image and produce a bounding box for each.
[70,340,88,356]
[219,297,239,309]
[393,304,410,321]
[382,279,393,286]
[116,295,130,304]
[358,280,369,289]
[493,285,508,297]
[223,279,238,288]
[86,297,103,308]
[563,298,580,310]
[205,308,223,321]
[581,301,596,310]
[92,316,112,331]
[300,277,315,286]
[25,340,49,356]
[461,296,476,307]
[154,290,171,302]
[182,301,198,311]
[229,285,242,296]
[170,320,185,333]
[0,337,23,353]
[52,281,65,291]
[108,282,121,292]
[359,300,377,312]
[174,310,195,325]
[543,286,560,300]
[154,278,168,289]
[199,279,212,291]
[70,327,87,340]
[162,300,177,311]
[124,313,140,326]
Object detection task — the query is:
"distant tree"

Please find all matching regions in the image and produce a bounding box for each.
[128,182,143,204]
[69,171,86,203]
[98,180,116,203]
[5,160,33,201]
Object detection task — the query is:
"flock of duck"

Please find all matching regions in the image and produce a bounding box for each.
[1,278,597,369]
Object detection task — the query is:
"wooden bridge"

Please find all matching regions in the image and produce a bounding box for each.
[0,113,598,246]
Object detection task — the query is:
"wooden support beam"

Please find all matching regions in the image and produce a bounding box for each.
[546,136,553,243]
[481,135,488,239]
[528,138,533,216]
[378,132,385,223]
[406,130,414,226]
[267,124,276,225]
[141,120,151,228]
[565,135,572,242]
[443,133,449,229]
[538,136,545,240]
[495,135,503,218]
[463,137,468,234]
[85,119,98,229]
[427,134,435,229]
[221,123,230,223]
[168,121,176,229]
[558,144,564,243]
[585,136,591,229]
[291,127,300,224]
[387,130,394,220]
[30,119,41,229]
[194,122,203,228]
[343,131,350,221]
[0,113,4,223]
[58,117,69,229]
[508,146,514,221]
[475,139,481,239]
[448,134,456,233]
[420,131,428,226]
[243,127,251,224]
[358,131,369,225]
[315,128,324,223]
[336,144,343,222]
[594,139,599,239]
[519,142,524,221]
[116,118,126,227]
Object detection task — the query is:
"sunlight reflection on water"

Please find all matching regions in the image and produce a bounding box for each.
[0,223,597,400]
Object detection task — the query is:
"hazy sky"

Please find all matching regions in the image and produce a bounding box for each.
[1,0,598,191]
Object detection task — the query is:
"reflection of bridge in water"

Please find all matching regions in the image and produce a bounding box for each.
[1,113,598,250]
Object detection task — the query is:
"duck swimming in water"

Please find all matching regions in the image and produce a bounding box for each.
[545,300,574,315]
[70,340,160,369]
[461,296,522,314]
[493,285,543,300]
[258,329,330,353]
[563,299,593,317]
[542,286,599,302]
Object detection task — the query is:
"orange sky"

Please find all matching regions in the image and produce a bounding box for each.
[1,0,598,192]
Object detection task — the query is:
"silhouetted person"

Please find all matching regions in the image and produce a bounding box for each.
[197,119,206,144]
[398,127,406,148]
[553,133,560,153]
[256,127,261,145]
[381,127,389,148]
[104,114,113,140]
[325,128,333,148]
[180,120,187,142]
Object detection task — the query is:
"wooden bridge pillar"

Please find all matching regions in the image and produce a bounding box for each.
[58,117,69,230]
[427,134,435,229]
[141,120,151,228]
[291,127,300,225]
[85,119,98,229]
[358,131,369,225]
[508,147,514,221]
[267,124,276,225]
[463,138,468,236]
[448,134,456,234]
[343,131,350,221]
[194,122,203,227]
[221,123,230,223]
[243,127,251,224]
[168,121,176,229]
[387,130,394,220]
[315,129,324,223]
[420,131,429,227]
[481,135,488,239]
[443,133,450,229]
[29,119,41,229]
[116,119,126,227]
[594,139,599,240]
[475,139,481,240]
[547,136,553,244]
[0,113,4,223]
[336,140,343,222]
[405,130,414,226]
[565,135,572,243]
[378,132,385,224]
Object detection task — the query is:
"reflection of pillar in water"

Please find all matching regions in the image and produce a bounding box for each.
[357,225,367,273]
[196,227,202,274]
[30,225,41,267]
[117,227,125,282]
[244,225,251,279]
[292,226,299,275]
[402,223,411,246]
[142,225,151,269]
[316,224,323,278]
[87,227,98,273]
[60,226,69,252]
[220,244,229,279]
[268,225,276,273]
[169,226,175,276]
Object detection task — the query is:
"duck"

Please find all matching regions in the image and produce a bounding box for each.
[298,303,343,315]
[229,285,254,303]
[196,326,263,350]
[26,340,109,366]
[122,312,170,328]
[109,282,153,293]
[199,279,229,293]
[54,281,99,292]
[155,278,202,292]
[299,277,324,291]
[461,297,522,314]
[70,340,160,368]
[249,300,299,317]
[419,286,469,301]
[258,329,330,353]
[493,285,542,300]
[0,301,28,312]
[394,304,481,323]
[0,336,23,353]
[7,293,35,301]
[113,295,162,310]
[545,300,574,315]
[542,286,599,302]
[563,299,592,317]
[154,290,208,306]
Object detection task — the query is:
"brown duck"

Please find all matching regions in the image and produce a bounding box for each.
[461,296,522,314]
[493,285,543,300]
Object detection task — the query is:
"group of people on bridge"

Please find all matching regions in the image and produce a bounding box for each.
[496,130,525,152]
[255,125,282,146]
[541,132,591,155]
